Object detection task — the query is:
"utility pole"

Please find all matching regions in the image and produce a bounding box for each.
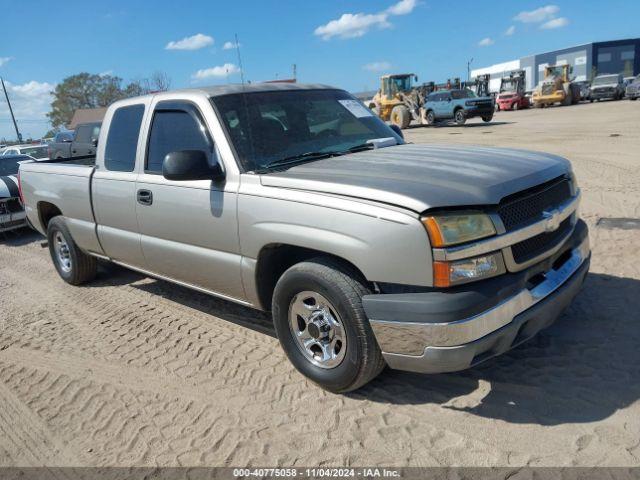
[293,64,297,81]
[467,58,474,82]
[1,77,22,143]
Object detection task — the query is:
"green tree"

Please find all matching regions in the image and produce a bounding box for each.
[47,73,126,128]
[47,71,172,129]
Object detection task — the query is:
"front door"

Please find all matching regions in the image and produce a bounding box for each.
[135,101,244,301]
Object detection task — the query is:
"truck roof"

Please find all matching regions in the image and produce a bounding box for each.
[134,82,338,102]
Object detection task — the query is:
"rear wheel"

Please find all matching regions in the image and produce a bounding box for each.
[272,258,385,393]
[454,108,466,125]
[390,105,411,129]
[47,216,97,285]
[482,115,493,122]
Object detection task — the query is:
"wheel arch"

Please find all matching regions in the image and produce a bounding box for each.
[254,243,369,311]
[37,201,63,232]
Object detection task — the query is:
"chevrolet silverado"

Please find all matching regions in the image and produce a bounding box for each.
[19,83,590,392]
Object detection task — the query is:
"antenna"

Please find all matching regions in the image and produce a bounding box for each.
[1,77,23,143]
[235,33,245,86]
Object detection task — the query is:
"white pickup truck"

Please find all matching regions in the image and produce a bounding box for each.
[19,83,590,392]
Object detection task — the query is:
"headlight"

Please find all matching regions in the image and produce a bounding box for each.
[433,252,505,287]
[422,212,496,247]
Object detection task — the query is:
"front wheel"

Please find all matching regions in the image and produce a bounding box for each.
[426,110,436,126]
[482,115,493,122]
[47,216,97,285]
[512,101,519,111]
[390,105,411,129]
[454,109,466,125]
[272,258,385,393]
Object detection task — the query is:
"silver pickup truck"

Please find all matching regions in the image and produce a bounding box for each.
[19,83,590,392]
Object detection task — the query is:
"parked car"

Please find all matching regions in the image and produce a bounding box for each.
[590,74,625,101]
[0,154,32,232]
[0,144,49,159]
[19,83,589,392]
[625,74,640,100]
[424,88,494,125]
[47,123,101,159]
[495,70,529,111]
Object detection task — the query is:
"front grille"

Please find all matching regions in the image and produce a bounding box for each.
[511,217,573,263]
[541,84,555,95]
[498,176,572,231]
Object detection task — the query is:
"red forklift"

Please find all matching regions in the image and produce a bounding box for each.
[495,70,529,111]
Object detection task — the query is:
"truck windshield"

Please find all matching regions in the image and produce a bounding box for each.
[593,75,618,85]
[211,89,402,172]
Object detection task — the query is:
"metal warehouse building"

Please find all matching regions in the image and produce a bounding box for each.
[471,38,640,93]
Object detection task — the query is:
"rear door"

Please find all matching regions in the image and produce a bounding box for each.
[135,98,244,301]
[92,101,148,267]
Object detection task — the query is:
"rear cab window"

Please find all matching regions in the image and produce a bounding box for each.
[104,105,145,172]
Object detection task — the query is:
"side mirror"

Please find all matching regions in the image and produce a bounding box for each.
[162,150,224,181]
[389,124,404,139]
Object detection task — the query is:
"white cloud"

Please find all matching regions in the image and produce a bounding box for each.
[386,0,418,16]
[0,56,13,67]
[222,41,240,50]
[478,37,494,47]
[513,5,559,23]
[0,80,54,139]
[99,70,113,77]
[191,63,240,80]
[540,17,568,29]
[314,13,390,40]
[363,61,392,72]
[166,33,214,51]
[314,0,418,40]
[504,25,516,36]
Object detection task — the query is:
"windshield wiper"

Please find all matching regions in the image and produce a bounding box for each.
[258,151,341,172]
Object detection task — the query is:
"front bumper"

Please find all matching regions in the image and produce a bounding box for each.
[464,104,494,118]
[0,210,27,233]
[590,90,616,100]
[364,222,590,373]
[533,91,564,104]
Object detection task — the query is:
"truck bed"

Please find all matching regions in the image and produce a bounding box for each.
[19,155,100,253]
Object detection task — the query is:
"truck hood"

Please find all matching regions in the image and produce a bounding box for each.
[260,144,571,212]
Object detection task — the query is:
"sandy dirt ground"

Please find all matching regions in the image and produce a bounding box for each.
[0,100,639,468]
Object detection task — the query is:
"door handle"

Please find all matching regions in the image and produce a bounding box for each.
[137,189,153,206]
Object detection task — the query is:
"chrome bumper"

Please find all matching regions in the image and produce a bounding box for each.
[368,235,590,372]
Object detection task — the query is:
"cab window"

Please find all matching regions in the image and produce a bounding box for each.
[146,108,211,174]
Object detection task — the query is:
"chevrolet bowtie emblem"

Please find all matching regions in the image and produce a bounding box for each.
[542,209,561,232]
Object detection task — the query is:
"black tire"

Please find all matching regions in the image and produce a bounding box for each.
[272,257,385,393]
[631,97,638,101]
[391,105,411,129]
[482,115,493,122]
[47,216,97,285]
[426,109,436,126]
[454,108,466,125]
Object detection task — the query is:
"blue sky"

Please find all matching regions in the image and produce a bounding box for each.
[1,0,638,140]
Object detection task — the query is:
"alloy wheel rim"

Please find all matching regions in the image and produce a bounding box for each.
[54,232,72,273]
[288,291,346,369]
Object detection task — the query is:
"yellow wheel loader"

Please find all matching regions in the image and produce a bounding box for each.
[368,74,426,129]
[532,64,581,108]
